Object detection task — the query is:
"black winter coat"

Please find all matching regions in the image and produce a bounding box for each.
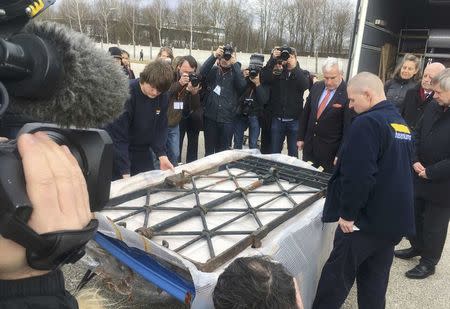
[0,270,78,309]
[297,80,353,172]
[401,84,433,131]
[385,77,418,111]
[260,57,310,119]
[413,101,450,206]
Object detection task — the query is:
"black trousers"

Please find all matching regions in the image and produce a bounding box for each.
[409,197,450,266]
[179,118,200,163]
[203,117,233,156]
[313,227,399,309]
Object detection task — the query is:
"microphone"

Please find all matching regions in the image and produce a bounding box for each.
[0,20,129,128]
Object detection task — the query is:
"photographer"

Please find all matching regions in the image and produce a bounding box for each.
[233,59,269,149]
[166,55,201,165]
[200,45,247,155]
[260,46,310,157]
[0,132,93,308]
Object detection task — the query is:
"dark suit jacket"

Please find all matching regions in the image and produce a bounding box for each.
[401,84,433,131]
[414,101,450,207]
[297,80,352,172]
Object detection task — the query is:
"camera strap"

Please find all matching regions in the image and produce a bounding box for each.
[0,213,98,270]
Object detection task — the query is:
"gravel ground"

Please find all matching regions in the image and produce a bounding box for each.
[64,131,450,308]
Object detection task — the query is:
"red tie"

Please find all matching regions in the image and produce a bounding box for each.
[317,89,331,119]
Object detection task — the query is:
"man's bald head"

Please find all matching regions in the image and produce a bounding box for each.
[422,62,446,91]
[347,72,387,114]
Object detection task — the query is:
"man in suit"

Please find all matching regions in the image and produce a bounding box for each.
[395,68,450,279]
[297,58,352,173]
[401,62,445,131]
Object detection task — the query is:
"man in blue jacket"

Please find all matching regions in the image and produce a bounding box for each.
[312,72,415,309]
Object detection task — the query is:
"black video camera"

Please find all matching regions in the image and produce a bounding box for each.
[189,73,200,87]
[248,54,265,78]
[277,45,293,61]
[223,44,234,61]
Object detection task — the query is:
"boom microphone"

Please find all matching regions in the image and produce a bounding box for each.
[0,20,129,128]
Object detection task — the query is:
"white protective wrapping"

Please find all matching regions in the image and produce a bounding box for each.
[95,150,336,308]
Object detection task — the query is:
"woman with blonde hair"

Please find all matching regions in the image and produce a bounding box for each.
[385,53,421,110]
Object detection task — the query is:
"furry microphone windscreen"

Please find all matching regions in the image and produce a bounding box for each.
[9,21,129,128]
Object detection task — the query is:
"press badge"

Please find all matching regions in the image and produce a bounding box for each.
[213,85,221,96]
[174,101,184,110]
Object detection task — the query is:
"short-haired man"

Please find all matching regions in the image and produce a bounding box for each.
[166,55,201,165]
[260,46,310,157]
[395,68,450,279]
[313,72,415,308]
[213,256,304,309]
[401,62,445,131]
[297,58,352,172]
[105,60,174,179]
[200,46,247,155]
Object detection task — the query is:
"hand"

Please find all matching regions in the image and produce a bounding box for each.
[338,217,354,233]
[297,140,304,151]
[179,73,190,86]
[419,169,428,179]
[159,155,174,171]
[272,47,281,59]
[214,46,224,58]
[0,132,92,280]
[250,74,261,86]
[122,174,130,179]
[413,162,425,174]
[243,69,250,78]
[230,53,237,65]
[187,83,201,95]
[0,137,8,142]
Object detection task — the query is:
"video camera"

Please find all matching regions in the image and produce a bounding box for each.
[0,0,113,270]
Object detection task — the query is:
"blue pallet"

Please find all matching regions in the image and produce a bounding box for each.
[94,232,196,305]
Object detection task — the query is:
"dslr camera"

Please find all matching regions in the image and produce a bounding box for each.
[241,98,254,116]
[222,44,234,61]
[248,54,265,78]
[189,73,200,87]
[277,45,293,61]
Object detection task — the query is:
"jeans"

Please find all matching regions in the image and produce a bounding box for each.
[270,118,299,157]
[166,125,180,166]
[233,115,260,149]
[204,117,234,156]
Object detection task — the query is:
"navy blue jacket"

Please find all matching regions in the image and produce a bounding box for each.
[322,101,415,239]
[105,79,168,175]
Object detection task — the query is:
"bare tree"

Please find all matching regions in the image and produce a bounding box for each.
[91,0,119,44]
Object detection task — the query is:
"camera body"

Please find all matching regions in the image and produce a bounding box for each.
[189,73,200,87]
[241,98,254,116]
[248,54,265,78]
[0,123,113,220]
[277,45,293,61]
[223,44,234,61]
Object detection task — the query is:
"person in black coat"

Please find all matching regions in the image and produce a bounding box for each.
[395,68,450,279]
[105,61,174,179]
[260,46,310,157]
[297,58,353,173]
[313,72,415,309]
[401,62,445,131]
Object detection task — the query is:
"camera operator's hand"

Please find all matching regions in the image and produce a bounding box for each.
[187,82,201,95]
[230,53,237,65]
[159,155,175,172]
[243,69,250,78]
[272,47,281,59]
[179,72,190,87]
[250,74,261,87]
[214,46,224,58]
[0,132,92,280]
